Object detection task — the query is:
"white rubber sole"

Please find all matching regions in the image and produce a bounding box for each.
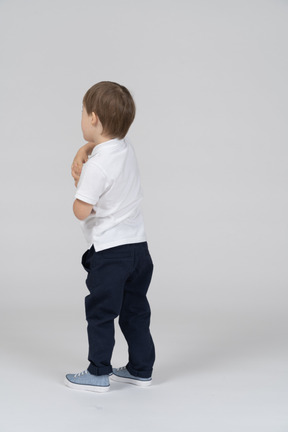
[64,377,110,393]
[110,374,152,387]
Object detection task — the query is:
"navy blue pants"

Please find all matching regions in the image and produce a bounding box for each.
[81,242,155,378]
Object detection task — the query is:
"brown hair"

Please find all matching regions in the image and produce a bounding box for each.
[83,81,136,139]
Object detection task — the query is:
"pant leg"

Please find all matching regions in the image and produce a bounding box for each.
[82,245,134,376]
[119,242,156,378]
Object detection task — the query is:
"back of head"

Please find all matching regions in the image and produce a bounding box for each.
[83,81,136,139]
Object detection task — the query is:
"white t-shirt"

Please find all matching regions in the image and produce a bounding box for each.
[75,138,147,251]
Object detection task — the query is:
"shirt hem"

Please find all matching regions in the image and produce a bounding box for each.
[92,236,147,252]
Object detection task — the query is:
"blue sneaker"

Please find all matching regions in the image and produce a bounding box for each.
[65,369,110,393]
[111,366,152,387]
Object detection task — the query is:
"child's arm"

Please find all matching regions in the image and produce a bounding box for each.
[73,199,94,220]
[71,142,95,186]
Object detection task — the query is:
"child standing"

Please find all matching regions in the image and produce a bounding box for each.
[65,81,155,393]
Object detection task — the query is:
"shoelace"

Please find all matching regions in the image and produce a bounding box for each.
[74,370,88,378]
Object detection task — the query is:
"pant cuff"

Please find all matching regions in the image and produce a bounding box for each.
[126,363,153,379]
[88,363,112,376]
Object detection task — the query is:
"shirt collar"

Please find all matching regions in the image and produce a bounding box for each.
[90,138,124,156]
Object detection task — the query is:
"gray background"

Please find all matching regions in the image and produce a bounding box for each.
[0,0,287,431]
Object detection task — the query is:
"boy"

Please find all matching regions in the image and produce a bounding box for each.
[65,81,155,393]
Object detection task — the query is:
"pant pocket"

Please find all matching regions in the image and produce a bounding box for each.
[81,246,94,272]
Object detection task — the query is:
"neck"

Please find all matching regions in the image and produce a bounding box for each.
[91,135,115,148]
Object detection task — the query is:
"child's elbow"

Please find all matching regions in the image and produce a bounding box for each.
[73,203,84,220]
[73,199,93,220]
[73,210,86,221]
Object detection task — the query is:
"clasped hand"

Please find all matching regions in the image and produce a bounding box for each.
[71,142,93,187]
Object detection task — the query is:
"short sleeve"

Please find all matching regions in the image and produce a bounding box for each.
[75,160,107,205]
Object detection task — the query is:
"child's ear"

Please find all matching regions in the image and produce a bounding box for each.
[91,112,98,126]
